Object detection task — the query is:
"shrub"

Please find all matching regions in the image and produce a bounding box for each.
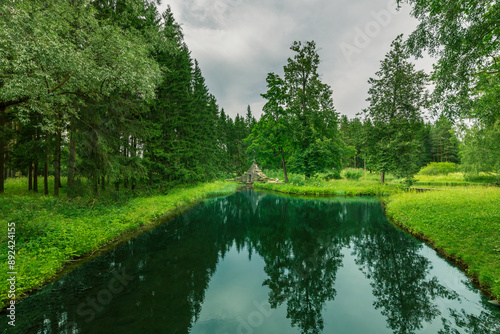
[418,162,458,175]
[288,173,307,186]
[321,170,342,181]
[341,168,364,180]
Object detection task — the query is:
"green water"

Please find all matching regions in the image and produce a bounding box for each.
[3,191,500,334]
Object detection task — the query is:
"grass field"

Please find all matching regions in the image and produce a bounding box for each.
[385,186,500,300]
[0,180,238,307]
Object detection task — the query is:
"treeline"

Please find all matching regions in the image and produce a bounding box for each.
[0,0,255,195]
[248,0,499,182]
[339,115,460,171]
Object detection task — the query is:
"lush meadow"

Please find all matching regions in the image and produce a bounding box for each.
[386,186,500,300]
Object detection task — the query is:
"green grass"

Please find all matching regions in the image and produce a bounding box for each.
[255,178,398,196]
[385,186,500,299]
[0,180,238,307]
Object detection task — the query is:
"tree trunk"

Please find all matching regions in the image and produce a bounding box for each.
[67,117,76,190]
[44,140,49,195]
[33,161,38,192]
[54,130,61,196]
[0,106,5,193]
[380,171,385,184]
[28,163,33,191]
[101,176,105,191]
[281,147,289,183]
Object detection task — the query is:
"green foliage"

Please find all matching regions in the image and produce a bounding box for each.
[403,0,499,120]
[254,176,398,197]
[464,173,500,185]
[341,168,364,180]
[386,186,500,299]
[321,169,342,181]
[428,116,460,163]
[363,35,428,181]
[248,41,344,180]
[460,120,500,175]
[418,162,458,176]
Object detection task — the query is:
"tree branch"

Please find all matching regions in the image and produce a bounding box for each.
[49,74,71,93]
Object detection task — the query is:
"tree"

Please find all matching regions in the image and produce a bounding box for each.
[0,0,161,194]
[285,41,342,177]
[429,116,460,163]
[460,120,500,175]
[249,41,344,179]
[339,116,365,169]
[363,35,428,183]
[246,73,292,181]
[402,0,500,120]
[245,105,257,133]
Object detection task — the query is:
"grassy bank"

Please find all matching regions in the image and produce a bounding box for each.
[254,180,397,196]
[385,187,500,299]
[0,180,238,307]
[255,170,398,196]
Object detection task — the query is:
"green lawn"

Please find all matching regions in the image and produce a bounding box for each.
[385,186,500,299]
[0,180,238,307]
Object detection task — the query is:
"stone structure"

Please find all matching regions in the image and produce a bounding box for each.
[236,163,268,184]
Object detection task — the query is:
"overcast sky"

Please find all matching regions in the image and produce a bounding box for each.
[157,0,434,120]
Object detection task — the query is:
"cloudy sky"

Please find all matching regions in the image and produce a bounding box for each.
[157,0,434,120]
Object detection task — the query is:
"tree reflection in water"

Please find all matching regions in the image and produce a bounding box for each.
[5,190,500,334]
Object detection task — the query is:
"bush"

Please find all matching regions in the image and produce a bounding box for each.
[288,173,307,186]
[418,162,458,175]
[341,168,364,181]
[315,169,342,181]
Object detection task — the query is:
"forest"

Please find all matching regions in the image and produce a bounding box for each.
[0,0,256,196]
[1,0,498,198]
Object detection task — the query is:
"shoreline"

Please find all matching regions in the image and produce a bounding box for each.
[0,181,239,310]
[2,182,498,312]
[255,183,500,302]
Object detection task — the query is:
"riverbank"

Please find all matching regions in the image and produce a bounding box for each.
[256,181,500,300]
[385,186,500,300]
[254,179,398,196]
[0,181,238,308]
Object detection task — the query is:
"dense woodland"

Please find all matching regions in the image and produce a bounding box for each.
[0,0,256,195]
[0,0,499,196]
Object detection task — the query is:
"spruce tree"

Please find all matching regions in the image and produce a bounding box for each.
[363,35,428,182]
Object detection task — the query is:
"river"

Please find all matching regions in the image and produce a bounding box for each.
[3,190,500,334]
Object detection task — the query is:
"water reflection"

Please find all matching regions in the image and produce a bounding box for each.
[2,190,499,334]
[351,216,459,333]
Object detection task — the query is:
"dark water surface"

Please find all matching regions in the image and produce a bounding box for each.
[2,191,500,334]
